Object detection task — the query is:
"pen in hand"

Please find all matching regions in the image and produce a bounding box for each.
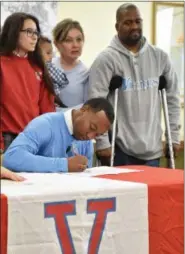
[71,143,88,169]
[71,143,79,156]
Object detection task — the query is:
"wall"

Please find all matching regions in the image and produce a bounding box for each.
[1,2,57,38]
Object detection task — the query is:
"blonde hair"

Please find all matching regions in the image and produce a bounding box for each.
[52,18,84,42]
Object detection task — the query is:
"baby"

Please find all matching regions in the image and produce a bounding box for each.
[38,36,69,107]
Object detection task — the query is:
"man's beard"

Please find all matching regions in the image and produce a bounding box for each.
[120,31,142,47]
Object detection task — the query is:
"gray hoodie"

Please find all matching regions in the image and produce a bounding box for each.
[88,35,180,160]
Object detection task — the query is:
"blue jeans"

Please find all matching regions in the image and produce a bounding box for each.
[114,144,160,167]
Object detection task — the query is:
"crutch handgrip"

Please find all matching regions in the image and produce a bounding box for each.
[109,75,122,91]
[159,75,166,90]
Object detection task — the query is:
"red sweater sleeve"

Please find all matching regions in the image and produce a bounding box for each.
[39,81,56,114]
[0,132,4,152]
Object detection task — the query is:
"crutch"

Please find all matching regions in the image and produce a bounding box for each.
[109,75,122,167]
[95,76,122,167]
[159,76,175,169]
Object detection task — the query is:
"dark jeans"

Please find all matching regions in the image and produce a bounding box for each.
[114,144,160,167]
[2,132,17,152]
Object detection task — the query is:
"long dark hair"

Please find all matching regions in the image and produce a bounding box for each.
[0,12,54,95]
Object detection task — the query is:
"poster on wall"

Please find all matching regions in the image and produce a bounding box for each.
[1,2,57,39]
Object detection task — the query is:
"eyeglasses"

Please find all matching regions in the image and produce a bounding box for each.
[20,28,40,38]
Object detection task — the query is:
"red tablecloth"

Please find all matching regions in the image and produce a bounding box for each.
[97,166,184,254]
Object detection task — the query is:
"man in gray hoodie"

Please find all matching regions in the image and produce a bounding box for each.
[88,3,181,167]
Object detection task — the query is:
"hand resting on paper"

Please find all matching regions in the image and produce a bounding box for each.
[0,166,25,181]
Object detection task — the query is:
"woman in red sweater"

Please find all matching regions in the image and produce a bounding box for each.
[0,12,55,152]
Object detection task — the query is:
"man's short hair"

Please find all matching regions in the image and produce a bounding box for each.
[84,97,114,124]
[116,3,138,22]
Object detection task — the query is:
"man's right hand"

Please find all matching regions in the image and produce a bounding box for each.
[96,147,112,166]
[96,147,112,157]
[68,155,88,172]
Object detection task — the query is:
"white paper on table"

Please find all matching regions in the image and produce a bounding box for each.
[64,166,142,176]
[1,167,142,188]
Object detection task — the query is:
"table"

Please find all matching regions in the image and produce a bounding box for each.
[0,166,184,254]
